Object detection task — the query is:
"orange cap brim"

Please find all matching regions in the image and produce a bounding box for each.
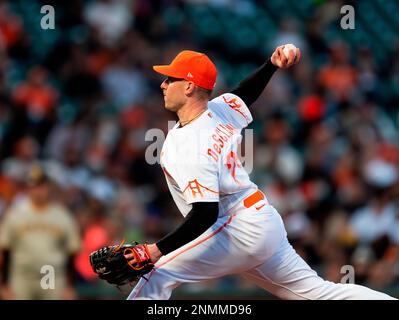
[153,65,182,79]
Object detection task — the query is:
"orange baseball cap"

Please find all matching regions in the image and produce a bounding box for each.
[153,50,217,90]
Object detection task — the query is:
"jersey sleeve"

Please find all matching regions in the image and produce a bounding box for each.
[211,93,253,129]
[174,151,220,205]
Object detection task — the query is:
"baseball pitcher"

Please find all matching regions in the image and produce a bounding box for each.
[90,46,396,300]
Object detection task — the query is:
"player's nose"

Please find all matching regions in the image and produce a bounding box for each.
[160,80,168,90]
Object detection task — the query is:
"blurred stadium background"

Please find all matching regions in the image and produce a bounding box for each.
[0,0,399,299]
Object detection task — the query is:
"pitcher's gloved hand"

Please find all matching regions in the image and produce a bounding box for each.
[89,241,154,286]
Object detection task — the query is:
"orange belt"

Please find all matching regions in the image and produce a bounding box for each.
[243,190,265,208]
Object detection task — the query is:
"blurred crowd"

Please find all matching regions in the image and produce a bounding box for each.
[0,0,399,299]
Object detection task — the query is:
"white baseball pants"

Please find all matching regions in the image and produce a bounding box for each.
[128,202,396,300]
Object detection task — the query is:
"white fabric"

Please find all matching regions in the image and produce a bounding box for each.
[128,205,394,300]
[350,203,397,244]
[129,93,395,300]
[159,93,257,217]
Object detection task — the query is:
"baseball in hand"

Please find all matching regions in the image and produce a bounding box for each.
[283,44,297,59]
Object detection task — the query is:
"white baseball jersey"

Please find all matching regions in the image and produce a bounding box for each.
[160,93,259,218]
[128,92,395,301]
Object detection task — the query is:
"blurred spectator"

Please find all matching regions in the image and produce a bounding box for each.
[255,112,303,186]
[74,198,117,282]
[318,41,357,102]
[12,66,58,119]
[0,165,80,299]
[2,136,40,182]
[11,66,58,145]
[0,2,23,50]
[101,49,149,110]
[84,0,133,47]
[349,159,398,244]
[272,18,307,53]
[357,47,378,97]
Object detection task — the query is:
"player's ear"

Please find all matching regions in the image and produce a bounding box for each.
[184,81,196,96]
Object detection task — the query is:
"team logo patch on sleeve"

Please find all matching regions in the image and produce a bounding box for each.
[183,179,218,199]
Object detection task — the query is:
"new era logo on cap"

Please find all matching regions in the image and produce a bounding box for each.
[187,72,194,78]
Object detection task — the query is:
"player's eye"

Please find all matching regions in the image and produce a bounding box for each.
[165,77,183,84]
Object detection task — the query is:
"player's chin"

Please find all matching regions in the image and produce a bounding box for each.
[164,102,176,112]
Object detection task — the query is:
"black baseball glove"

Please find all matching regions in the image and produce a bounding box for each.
[89,241,154,286]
